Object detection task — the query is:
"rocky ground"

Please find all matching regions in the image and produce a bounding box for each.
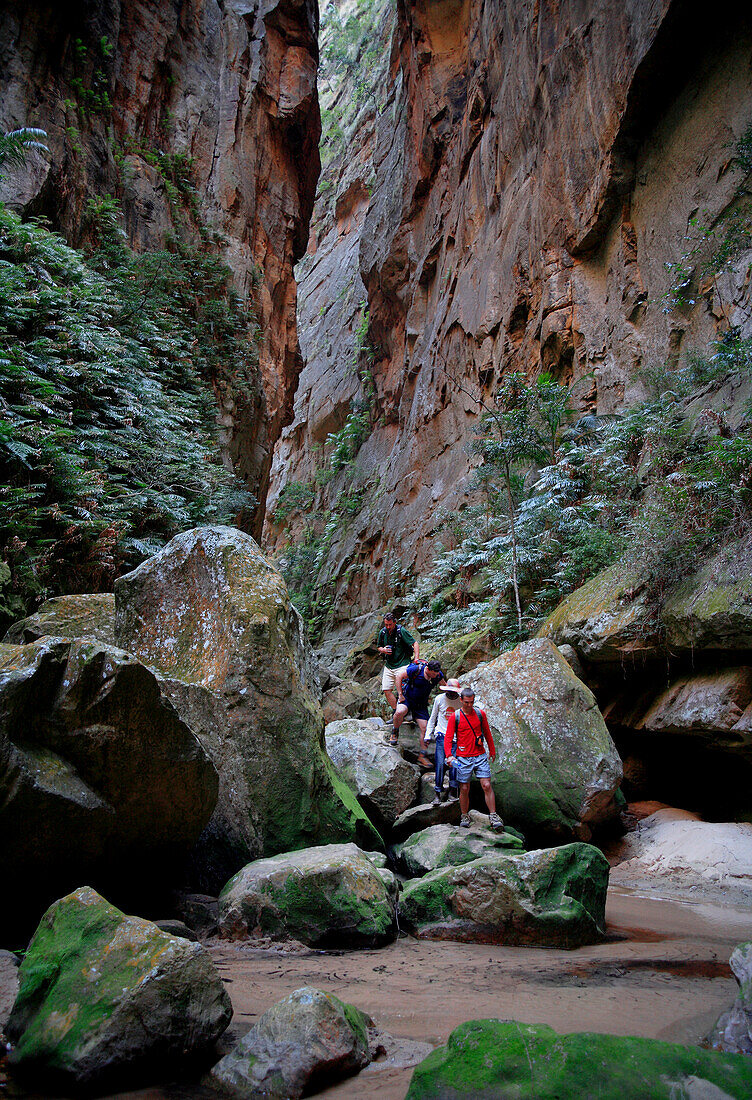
[2,877,748,1100]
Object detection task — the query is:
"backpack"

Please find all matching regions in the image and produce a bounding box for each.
[455,706,486,753]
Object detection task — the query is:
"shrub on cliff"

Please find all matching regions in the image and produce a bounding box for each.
[0,201,257,632]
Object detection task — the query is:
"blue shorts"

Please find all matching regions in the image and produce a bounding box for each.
[455,754,491,782]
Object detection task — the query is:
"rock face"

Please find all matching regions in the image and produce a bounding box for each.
[464,639,622,841]
[3,594,116,647]
[0,637,217,934]
[114,526,379,886]
[267,0,752,621]
[398,842,609,948]
[6,887,232,1088]
[405,1020,752,1100]
[709,943,752,1055]
[322,680,372,724]
[218,843,397,947]
[538,536,752,817]
[393,818,525,878]
[0,0,320,530]
[211,986,371,1099]
[325,718,420,832]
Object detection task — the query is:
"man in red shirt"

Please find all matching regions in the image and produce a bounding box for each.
[445,687,504,831]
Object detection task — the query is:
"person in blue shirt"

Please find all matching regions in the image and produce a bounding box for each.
[390,659,446,767]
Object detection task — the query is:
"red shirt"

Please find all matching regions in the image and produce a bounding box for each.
[445,707,495,759]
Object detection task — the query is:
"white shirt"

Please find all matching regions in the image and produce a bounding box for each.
[426,693,461,741]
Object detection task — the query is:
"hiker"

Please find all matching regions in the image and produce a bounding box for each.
[426,677,461,804]
[391,659,446,767]
[376,611,418,717]
[445,686,503,831]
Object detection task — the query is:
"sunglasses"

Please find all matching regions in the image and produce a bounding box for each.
[445,691,459,698]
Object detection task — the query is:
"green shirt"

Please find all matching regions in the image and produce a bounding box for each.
[377,624,415,669]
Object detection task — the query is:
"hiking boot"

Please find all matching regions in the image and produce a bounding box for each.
[447,788,459,801]
[460,813,471,829]
[416,753,433,769]
[388,729,399,746]
[489,812,504,831]
[431,795,442,807]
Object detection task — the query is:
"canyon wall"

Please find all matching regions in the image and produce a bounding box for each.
[0,0,321,531]
[267,0,752,634]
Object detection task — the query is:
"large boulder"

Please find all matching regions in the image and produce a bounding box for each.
[322,680,371,723]
[398,843,608,948]
[405,1020,752,1099]
[325,718,420,832]
[391,798,462,842]
[709,942,752,1055]
[6,887,231,1089]
[210,986,371,1098]
[218,843,397,947]
[113,527,380,887]
[463,639,622,840]
[393,816,525,877]
[3,594,116,646]
[0,638,217,935]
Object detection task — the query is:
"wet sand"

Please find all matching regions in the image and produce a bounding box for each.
[4,886,750,1100]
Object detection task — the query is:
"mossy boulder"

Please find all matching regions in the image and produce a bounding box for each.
[539,533,752,662]
[4,594,116,646]
[391,798,462,842]
[432,627,499,676]
[217,842,397,947]
[210,986,371,1098]
[325,718,420,832]
[398,842,608,947]
[393,816,525,877]
[6,887,231,1089]
[406,1019,752,1099]
[708,942,752,1054]
[113,527,380,886]
[464,639,622,841]
[0,637,217,937]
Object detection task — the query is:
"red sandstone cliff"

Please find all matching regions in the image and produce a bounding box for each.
[0,0,320,531]
[268,0,752,651]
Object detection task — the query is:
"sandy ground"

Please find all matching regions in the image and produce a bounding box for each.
[3,884,750,1100]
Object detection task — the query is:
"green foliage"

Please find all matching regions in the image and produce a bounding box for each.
[411,338,752,649]
[0,200,257,629]
[271,481,316,527]
[0,129,49,180]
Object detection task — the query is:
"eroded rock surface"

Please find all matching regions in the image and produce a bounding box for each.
[6,887,231,1088]
[399,842,608,948]
[211,986,371,1099]
[218,843,397,947]
[464,639,622,840]
[0,636,217,933]
[268,1,752,622]
[114,527,379,884]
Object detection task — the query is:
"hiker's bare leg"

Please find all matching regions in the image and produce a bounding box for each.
[459,781,471,815]
[416,717,429,753]
[392,703,408,731]
[480,777,497,814]
[384,687,397,710]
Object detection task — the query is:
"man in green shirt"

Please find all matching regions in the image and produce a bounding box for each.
[377,611,419,714]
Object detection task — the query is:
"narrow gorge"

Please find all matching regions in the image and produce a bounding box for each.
[1,1,752,1098]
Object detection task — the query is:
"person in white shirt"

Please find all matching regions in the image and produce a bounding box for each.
[426,677,462,805]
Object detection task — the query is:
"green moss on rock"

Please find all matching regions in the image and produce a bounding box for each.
[6,887,232,1088]
[406,1019,752,1099]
